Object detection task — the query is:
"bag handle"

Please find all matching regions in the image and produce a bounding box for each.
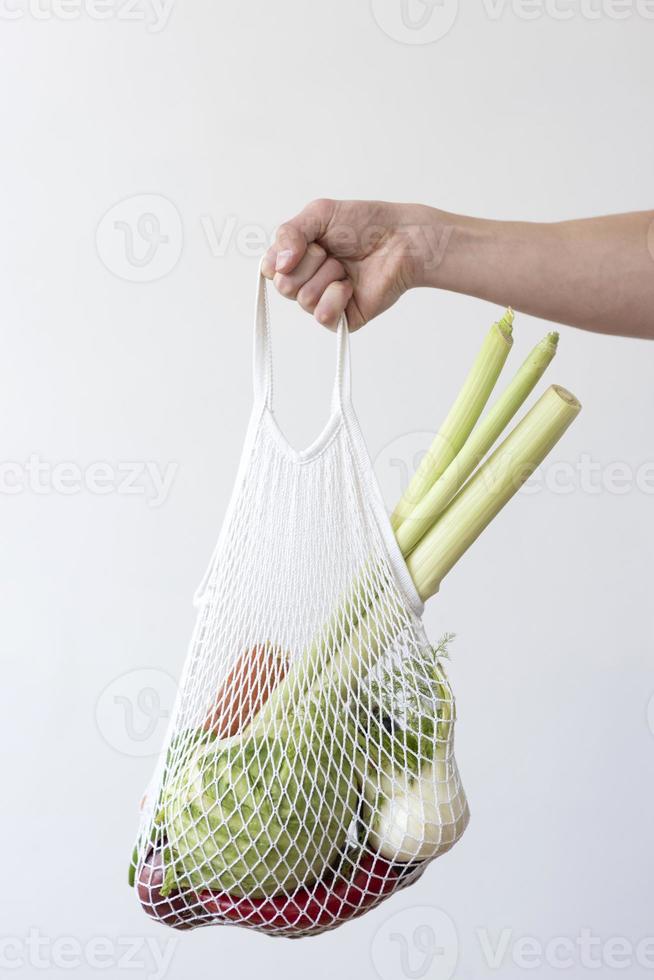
[253,264,351,414]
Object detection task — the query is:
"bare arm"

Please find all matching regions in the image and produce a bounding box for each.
[262,200,654,339]
[422,209,654,339]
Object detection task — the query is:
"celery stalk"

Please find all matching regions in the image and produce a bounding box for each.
[395,332,559,556]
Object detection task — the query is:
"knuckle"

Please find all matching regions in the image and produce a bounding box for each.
[308,197,334,214]
[321,257,342,279]
[276,222,296,244]
[297,284,317,311]
[306,242,325,261]
[274,273,296,299]
[316,307,333,326]
[331,278,351,300]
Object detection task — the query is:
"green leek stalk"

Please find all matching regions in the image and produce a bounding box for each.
[316,385,580,697]
[254,331,563,730]
[406,384,581,600]
[247,567,382,735]
[259,313,537,728]
[390,311,514,531]
[395,332,559,556]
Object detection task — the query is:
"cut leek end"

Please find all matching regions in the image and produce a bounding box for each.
[495,308,514,342]
[551,383,581,410]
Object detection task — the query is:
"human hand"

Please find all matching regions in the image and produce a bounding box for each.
[262,200,654,339]
[261,199,441,330]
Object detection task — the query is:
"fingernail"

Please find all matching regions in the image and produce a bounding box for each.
[275,249,293,272]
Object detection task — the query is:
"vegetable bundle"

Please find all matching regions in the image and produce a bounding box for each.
[130,299,580,938]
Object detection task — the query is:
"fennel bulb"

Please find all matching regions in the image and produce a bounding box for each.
[360,637,469,863]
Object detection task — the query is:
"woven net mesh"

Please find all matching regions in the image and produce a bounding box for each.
[131,275,469,937]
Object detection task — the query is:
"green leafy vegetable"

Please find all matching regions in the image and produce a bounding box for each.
[363,634,456,780]
[159,702,358,898]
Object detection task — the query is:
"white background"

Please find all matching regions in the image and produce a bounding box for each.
[1,2,653,978]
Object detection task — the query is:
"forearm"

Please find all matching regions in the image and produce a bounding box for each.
[409,207,654,340]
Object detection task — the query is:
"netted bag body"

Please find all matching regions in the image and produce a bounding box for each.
[131,272,469,938]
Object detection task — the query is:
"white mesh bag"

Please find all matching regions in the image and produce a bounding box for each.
[130,269,469,937]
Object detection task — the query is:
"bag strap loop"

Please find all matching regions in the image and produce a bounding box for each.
[253,263,351,413]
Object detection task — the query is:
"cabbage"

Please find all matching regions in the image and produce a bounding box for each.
[160,702,359,899]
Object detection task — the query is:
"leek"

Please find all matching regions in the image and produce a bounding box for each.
[395,332,559,556]
[406,384,581,599]
[390,311,514,530]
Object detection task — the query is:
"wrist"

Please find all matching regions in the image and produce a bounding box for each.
[402,206,480,291]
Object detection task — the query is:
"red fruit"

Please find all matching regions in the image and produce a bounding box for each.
[198,852,404,935]
[136,845,212,931]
